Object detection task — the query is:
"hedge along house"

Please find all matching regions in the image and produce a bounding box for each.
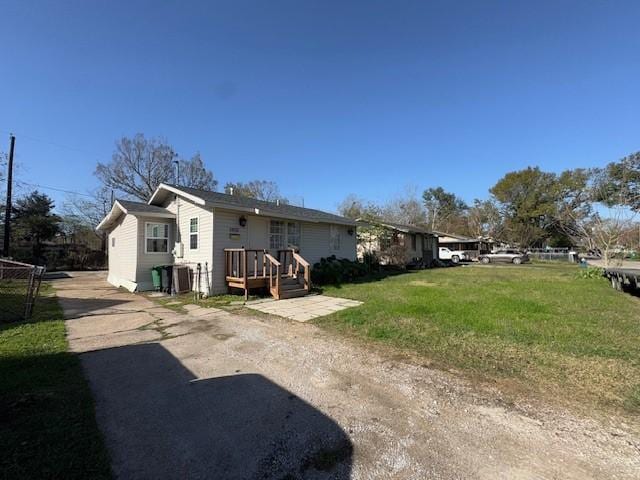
[356,220,438,267]
[96,184,357,299]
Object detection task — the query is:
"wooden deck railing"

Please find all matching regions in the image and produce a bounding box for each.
[264,252,281,298]
[225,248,268,280]
[292,251,311,291]
[224,247,311,300]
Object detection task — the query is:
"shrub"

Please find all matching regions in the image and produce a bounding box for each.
[361,251,379,269]
[311,256,369,285]
[576,266,604,279]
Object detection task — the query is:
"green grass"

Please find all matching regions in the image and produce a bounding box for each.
[0,284,112,479]
[317,263,640,415]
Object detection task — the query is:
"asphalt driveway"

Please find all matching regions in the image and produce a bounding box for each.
[55,272,639,479]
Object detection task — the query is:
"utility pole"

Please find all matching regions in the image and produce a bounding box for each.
[3,135,15,257]
[173,160,179,185]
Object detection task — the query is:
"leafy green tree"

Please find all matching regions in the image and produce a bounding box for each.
[489,167,559,247]
[593,152,640,211]
[422,187,467,231]
[13,191,61,260]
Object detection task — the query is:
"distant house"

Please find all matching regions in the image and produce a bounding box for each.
[96,184,357,299]
[356,220,438,267]
[434,231,495,260]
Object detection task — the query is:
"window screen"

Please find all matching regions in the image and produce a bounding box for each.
[189,217,198,250]
[145,223,169,253]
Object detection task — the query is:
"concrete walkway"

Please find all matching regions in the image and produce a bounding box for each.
[245,294,362,322]
[54,272,640,480]
[587,259,640,270]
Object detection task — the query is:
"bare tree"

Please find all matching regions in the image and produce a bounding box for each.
[381,187,426,226]
[178,153,216,191]
[95,134,217,202]
[223,180,287,203]
[556,166,638,266]
[337,194,380,220]
[466,199,503,239]
[422,187,467,232]
[62,186,112,252]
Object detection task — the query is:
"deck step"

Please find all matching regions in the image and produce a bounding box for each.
[278,288,308,299]
[280,276,300,284]
[281,283,303,291]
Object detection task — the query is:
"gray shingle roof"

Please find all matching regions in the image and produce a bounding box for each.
[356,219,434,235]
[163,184,355,225]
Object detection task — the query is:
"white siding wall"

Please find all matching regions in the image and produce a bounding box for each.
[106,214,138,289]
[135,216,174,290]
[211,209,249,293]
[357,230,438,266]
[300,222,356,265]
[161,196,214,293]
[210,208,357,294]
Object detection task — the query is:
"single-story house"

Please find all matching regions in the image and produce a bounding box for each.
[356,220,438,267]
[96,184,357,299]
[434,231,494,260]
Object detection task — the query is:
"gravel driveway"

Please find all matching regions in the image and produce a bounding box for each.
[55,272,639,480]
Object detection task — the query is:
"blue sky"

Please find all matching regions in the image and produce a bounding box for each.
[1,0,639,213]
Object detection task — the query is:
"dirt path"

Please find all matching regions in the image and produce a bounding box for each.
[56,272,639,480]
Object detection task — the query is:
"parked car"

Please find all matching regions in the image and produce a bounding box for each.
[478,249,530,265]
[438,247,470,264]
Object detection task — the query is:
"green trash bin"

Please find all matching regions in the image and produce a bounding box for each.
[151,266,163,291]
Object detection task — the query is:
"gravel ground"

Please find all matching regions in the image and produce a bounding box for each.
[56,272,639,480]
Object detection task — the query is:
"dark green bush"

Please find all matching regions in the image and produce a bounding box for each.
[311,256,369,285]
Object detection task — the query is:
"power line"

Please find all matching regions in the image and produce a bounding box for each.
[0,128,109,160]
[15,180,95,198]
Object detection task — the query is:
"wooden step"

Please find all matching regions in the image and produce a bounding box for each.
[278,288,308,299]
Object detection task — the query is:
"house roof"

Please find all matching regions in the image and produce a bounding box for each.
[96,199,175,232]
[148,183,356,226]
[356,219,435,235]
[433,230,494,243]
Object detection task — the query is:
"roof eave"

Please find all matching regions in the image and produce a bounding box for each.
[95,201,126,232]
[130,211,176,219]
[148,183,206,206]
[211,203,356,226]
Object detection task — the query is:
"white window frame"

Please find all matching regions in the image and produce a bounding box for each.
[287,222,300,248]
[270,220,301,250]
[270,220,285,249]
[144,222,170,254]
[189,217,199,250]
[330,225,341,251]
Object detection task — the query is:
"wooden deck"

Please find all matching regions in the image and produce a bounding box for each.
[224,248,311,300]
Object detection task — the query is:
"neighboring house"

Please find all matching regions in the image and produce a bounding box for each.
[96,184,357,299]
[434,231,494,260]
[356,220,438,267]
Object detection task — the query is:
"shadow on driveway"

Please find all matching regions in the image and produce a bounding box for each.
[83,342,353,479]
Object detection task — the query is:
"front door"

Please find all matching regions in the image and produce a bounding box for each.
[247,216,268,250]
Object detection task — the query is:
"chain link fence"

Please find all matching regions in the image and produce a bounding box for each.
[0,258,46,322]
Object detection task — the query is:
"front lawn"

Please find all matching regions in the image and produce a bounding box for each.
[0,285,111,479]
[317,263,640,415]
